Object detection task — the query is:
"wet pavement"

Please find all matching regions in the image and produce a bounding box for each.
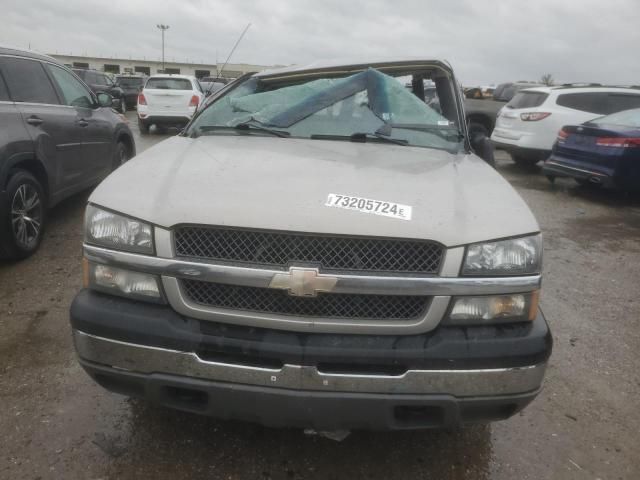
[1,112,639,479]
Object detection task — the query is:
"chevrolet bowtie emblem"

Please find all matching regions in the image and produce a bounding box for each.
[269,267,338,297]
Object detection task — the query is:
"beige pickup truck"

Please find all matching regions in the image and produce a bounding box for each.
[71,59,552,430]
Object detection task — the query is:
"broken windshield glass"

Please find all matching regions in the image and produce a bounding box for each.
[190,68,461,151]
[230,68,446,127]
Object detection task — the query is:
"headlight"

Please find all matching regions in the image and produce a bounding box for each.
[444,291,539,325]
[85,205,154,254]
[463,234,542,276]
[83,260,164,303]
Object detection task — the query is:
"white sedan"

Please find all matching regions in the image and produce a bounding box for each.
[137,74,203,133]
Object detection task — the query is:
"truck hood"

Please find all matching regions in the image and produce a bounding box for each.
[90,135,539,247]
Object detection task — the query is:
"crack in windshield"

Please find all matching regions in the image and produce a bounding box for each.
[188,68,463,152]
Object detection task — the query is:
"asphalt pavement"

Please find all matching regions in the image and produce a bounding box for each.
[1,112,639,479]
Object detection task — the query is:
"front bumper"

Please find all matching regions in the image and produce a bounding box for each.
[71,290,552,429]
[79,356,541,430]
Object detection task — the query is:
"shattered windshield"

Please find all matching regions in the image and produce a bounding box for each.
[189,68,462,151]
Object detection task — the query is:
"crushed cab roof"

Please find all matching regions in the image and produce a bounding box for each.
[254,58,454,79]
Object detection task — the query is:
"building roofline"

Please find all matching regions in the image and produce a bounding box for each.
[48,52,278,70]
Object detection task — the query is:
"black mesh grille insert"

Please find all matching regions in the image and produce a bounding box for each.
[174,227,443,274]
[182,280,430,320]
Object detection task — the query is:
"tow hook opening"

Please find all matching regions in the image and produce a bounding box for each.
[162,386,209,411]
[394,405,445,428]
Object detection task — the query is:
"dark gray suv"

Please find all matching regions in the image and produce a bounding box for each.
[0,47,135,260]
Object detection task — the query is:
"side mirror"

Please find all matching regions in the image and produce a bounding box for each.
[96,92,113,108]
[469,129,496,167]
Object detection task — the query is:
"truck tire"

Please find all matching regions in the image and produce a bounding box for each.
[468,122,489,139]
[1,170,46,260]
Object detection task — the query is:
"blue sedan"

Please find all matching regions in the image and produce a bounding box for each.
[543,108,640,190]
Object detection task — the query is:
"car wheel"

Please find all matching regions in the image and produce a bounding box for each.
[138,118,149,134]
[112,141,130,170]
[1,170,46,260]
[511,154,540,167]
[468,122,489,139]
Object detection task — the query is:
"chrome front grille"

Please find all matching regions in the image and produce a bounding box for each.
[181,279,430,320]
[174,226,443,274]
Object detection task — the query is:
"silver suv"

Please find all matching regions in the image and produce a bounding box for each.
[70,59,552,430]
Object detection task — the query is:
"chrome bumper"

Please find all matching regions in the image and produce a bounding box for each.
[73,330,547,397]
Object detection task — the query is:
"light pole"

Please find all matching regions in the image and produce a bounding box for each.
[156,24,169,72]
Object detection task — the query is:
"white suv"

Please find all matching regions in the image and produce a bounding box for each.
[491,86,640,165]
[137,74,203,133]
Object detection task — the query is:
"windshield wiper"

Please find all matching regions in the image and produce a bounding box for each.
[234,121,291,138]
[310,133,408,146]
[376,123,464,142]
[191,123,290,138]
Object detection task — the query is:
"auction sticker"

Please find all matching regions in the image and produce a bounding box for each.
[325,194,412,221]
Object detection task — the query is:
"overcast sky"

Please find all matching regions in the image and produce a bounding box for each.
[3,0,640,85]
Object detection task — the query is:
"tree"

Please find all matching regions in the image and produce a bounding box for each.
[540,73,554,86]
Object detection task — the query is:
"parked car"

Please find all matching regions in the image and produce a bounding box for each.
[136,74,203,133]
[115,74,146,109]
[543,108,640,189]
[491,86,640,166]
[493,82,542,103]
[73,68,126,114]
[0,47,135,259]
[464,82,542,138]
[481,86,495,99]
[464,87,484,99]
[70,58,551,431]
[201,76,234,85]
[199,80,225,96]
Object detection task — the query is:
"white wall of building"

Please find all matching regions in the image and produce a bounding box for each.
[49,54,278,78]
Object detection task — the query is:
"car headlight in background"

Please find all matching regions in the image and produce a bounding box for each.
[85,205,154,254]
[463,234,542,276]
[83,260,164,303]
[444,291,540,325]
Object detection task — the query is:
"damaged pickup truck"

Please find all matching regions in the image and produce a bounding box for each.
[70,59,552,430]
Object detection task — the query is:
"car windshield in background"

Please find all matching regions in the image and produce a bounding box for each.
[493,83,541,102]
[590,108,640,128]
[506,91,549,109]
[496,85,518,102]
[189,68,462,152]
[146,78,192,90]
[118,77,144,87]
